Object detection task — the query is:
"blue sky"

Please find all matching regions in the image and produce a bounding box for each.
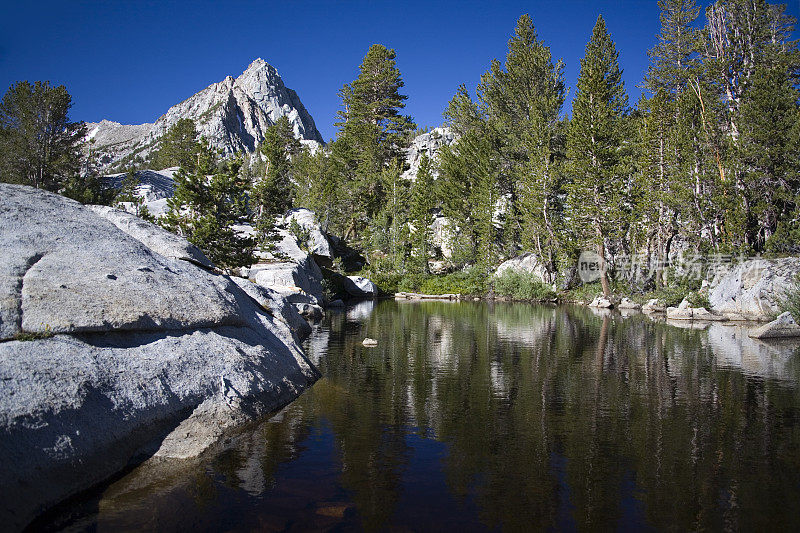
[2,0,799,142]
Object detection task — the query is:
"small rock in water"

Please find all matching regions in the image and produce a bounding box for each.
[362,338,378,347]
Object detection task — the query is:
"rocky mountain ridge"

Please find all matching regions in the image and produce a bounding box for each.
[87,59,323,171]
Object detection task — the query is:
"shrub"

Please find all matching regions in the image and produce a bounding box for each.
[648,272,703,307]
[357,268,404,295]
[780,274,800,322]
[686,290,711,310]
[561,282,603,302]
[494,270,556,301]
[418,267,488,296]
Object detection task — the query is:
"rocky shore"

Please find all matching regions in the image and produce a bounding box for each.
[0,184,320,530]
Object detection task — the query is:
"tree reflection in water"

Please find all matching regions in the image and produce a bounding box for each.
[56,301,800,532]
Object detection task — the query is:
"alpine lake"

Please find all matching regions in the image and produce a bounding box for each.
[42,300,800,531]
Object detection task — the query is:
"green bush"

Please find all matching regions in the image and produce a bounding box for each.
[419,267,488,296]
[357,269,404,295]
[647,271,703,307]
[394,267,488,296]
[561,282,603,302]
[686,290,711,310]
[494,270,556,301]
[780,274,800,322]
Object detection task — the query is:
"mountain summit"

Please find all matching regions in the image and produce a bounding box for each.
[87,59,323,171]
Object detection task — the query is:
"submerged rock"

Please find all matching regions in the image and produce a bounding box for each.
[666,299,726,321]
[588,296,614,308]
[618,297,641,310]
[0,184,319,530]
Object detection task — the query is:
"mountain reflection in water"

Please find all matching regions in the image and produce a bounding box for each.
[49,301,800,532]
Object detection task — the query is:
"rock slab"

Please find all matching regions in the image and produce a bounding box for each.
[749,312,800,339]
[709,258,800,320]
[0,184,319,530]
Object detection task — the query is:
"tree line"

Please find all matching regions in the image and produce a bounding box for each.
[281,0,800,296]
[2,0,798,293]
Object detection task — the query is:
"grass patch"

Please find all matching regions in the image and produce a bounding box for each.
[13,329,54,341]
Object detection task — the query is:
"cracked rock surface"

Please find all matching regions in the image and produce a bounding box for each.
[0,184,319,530]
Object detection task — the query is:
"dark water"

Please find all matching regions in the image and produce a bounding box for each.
[50,301,800,531]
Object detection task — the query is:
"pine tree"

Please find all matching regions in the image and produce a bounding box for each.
[478,14,568,275]
[0,81,86,191]
[437,87,488,265]
[114,168,153,221]
[292,146,339,233]
[704,0,800,250]
[567,15,630,297]
[738,66,800,249]
[153,118,202,172]
[410,154,435,273]
[164,148,254,269]
[639,0,705,283]
[333,44,416,243]
[251,116,301,244]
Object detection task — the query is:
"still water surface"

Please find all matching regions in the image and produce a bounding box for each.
[51,301,800,531]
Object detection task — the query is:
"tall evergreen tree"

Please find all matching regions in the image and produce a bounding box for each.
[292,146,339,233]
[251,116,301,243]
[437,88,489,266]
[333,44,416,243]
[410,154,435,273]
[567,15,630,297]
[0,81,85,191]
[704,0,800,250]
[639,0,706,283]
[477,14,568,276]
[738,66,800,249]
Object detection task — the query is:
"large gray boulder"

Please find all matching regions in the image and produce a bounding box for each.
[228,276,312,342]
[494,253,552,285]
[709,258,800,320]
[589,295,614,309]
[344,275,378,298]
[281,208,332,260]
[249,225,325,313]
[618,297,641,310]
[642,298,665,313]
[0,184,319,530]
[402,127,456,182]
[430,215,455,260]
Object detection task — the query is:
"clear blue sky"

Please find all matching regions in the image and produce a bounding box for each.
[2,0,799,142]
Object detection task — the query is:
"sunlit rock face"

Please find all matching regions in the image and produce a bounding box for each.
[709,257,800,321]
[87,58,323,171]
[0,184,319,530]
[402,127,456,182]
